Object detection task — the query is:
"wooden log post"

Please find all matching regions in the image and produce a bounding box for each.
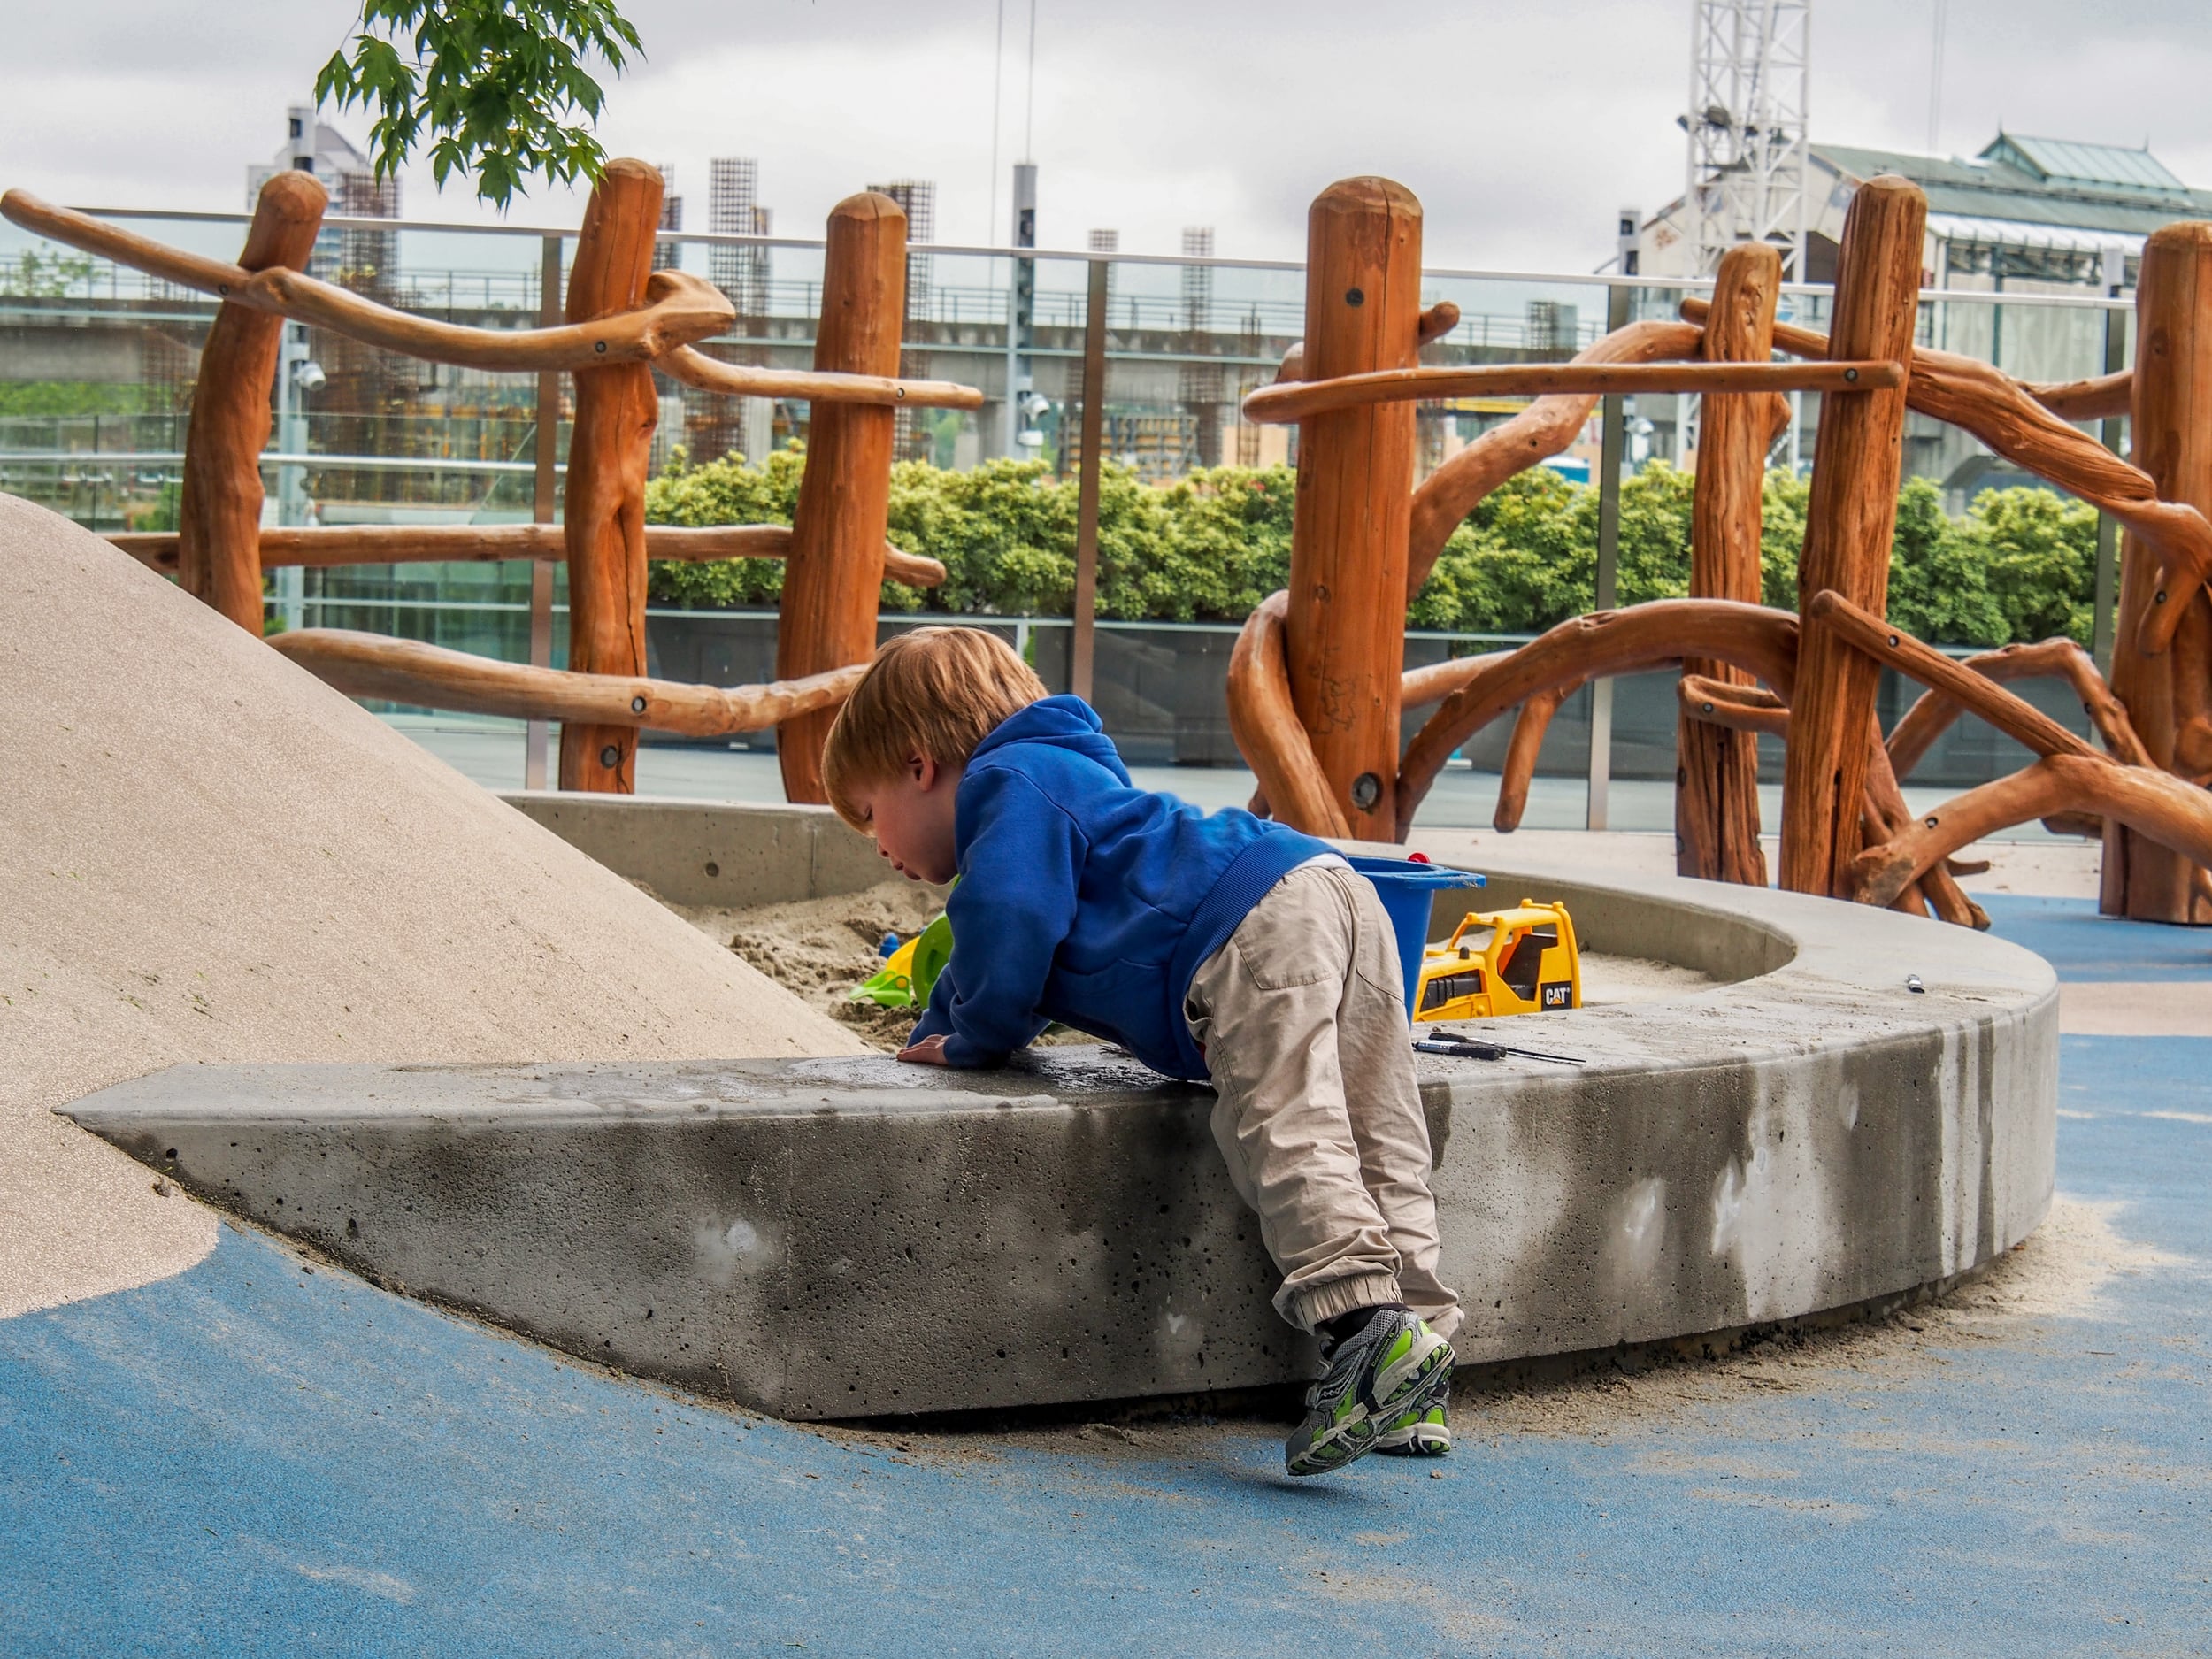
[1778,176,1926,895]
[1286,178,1423,840]
[1677,243,1780,884]
[2106,221,2212,923]
[775,192,909,803]
[557,159,664,793]
[177,171,326,631]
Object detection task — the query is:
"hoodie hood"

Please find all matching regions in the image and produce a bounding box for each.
[970,695,1130,784]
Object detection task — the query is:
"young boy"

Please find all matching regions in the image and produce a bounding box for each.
[822,626,1460,1476]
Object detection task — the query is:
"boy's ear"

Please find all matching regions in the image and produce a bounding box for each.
[910,751,939,790]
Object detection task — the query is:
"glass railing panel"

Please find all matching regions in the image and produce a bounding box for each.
[0,203,2152,738]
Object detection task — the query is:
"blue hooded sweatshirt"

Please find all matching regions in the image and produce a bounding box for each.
[907,695,1332,1080]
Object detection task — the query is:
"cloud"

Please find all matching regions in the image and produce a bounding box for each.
[3,0,2206,268]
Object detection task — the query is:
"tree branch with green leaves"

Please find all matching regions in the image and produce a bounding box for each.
[316,0,643,210]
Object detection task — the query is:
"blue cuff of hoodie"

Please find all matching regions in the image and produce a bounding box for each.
[939,1032,1008,1069]
[910,993,1010,1067]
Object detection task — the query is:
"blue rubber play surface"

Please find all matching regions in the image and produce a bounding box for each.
[4,897,2208,1656]
[1975,891,2212,981]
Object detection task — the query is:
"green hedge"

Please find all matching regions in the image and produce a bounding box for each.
[645,449,2098,649]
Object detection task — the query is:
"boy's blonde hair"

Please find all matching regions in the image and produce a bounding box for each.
[822,626,1048,830]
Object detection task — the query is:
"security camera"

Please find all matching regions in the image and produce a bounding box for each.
[293,359,326,393]
[1018,391,1051,420]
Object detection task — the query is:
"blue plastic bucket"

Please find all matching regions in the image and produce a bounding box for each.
[1347,856,1486,1022]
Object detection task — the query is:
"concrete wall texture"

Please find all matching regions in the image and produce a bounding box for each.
[502,791,888,910]
[67,802,2058,1420]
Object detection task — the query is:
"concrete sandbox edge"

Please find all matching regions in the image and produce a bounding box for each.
[62,798,2055,1420]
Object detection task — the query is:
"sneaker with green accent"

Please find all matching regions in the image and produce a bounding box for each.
[1284,1307,1454,1478]
[1373,1381,1452,1457]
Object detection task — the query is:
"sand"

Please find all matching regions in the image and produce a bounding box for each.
[664,879,1722,1054]
[0,496,864,1320]
[2057,979,2212,1036]
[1577,953,1717,1005]
[669,880,1095,1051]
[670,880,952,1050]
[821,1193,2176,1468]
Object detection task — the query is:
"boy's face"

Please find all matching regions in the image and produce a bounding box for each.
[849,752,961,885]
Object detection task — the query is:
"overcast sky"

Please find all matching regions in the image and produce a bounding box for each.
[5,1,2207,269]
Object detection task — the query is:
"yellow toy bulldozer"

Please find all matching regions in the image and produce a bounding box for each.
[1411,901,1582,1023]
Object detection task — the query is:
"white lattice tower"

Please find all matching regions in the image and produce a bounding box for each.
[709,158,761,310]
[864,180,935,316]
[1684,0,1811,279]
[1179,228,1221,467]
[651,165,683,272]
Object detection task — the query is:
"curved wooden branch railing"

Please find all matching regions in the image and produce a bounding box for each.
[2177,714,2212,786]
[1678,673,1788,736]
[1861,711,1988,928]
[2024,369,2132,423]
[1404,320,1702,595]
[1688,296,2212,657]
[1908,353,2212,659]
[0,189,252,296]
[1493,682,1580,833]
[1233,583,1802,846]
[1675,677,1986,924]
[1402,650,1510,710]
[236,265,735,372]
[1885,637,2150,777]
[1809,590,2212,906]
[4,192,736,371]
[1854,753,2212,909]
[108,525,948,588]
[1240,357,1901,426]
[1225,593,1349,838]
[1809,591,2097,762]
[1243,645,1509,826]
[15,171,985,798]
[1235,174,2202,926]
[659,346,986,411]
[270,630,864,738]
[1393,600,1802,836]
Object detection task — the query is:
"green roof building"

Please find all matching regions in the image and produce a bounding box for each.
[1634,131,2206,496]
[1645,130,2209,293]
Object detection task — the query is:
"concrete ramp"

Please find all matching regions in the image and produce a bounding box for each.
[0,494,862,1319]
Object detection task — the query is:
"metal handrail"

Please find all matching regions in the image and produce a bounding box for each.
[49,204,2137,308]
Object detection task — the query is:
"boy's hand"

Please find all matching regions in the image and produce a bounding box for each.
[897,1033,950,1066]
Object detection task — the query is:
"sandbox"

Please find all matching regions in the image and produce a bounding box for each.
[68,795,2058,1421]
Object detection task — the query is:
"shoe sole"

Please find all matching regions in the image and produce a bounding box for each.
[1373,1330,1454,1424]
[1373,1424,1451,1456]
[1285,1412,1379,1477]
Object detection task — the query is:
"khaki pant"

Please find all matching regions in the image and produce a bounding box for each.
[1184,861,1462,1340]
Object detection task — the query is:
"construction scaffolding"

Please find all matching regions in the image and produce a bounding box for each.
[1525,299,1582,353]
[1179,227,1223,467]
[1088,227,1119,303]
[865,178,935,317]
[1683,0,1812,278]
[867,179,938,460]
[709,158,772,314]
[695,157,775,465]
[651,164,684,273]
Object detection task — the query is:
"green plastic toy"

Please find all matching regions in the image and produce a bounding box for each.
[850,912,954,1009]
